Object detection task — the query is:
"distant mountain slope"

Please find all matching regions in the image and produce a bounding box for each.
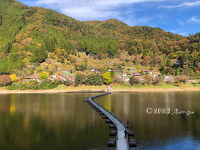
[0,0,199,75]
[0,0,28,51]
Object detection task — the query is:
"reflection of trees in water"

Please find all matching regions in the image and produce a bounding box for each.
[0,113,109,150]
[103,94,112,112]
[0,93,103,129]
[0,93,111,150]
[97,92,200,141]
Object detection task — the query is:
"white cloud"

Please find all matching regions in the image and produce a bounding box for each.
[61,6,119,20]
[169,29,189,36]
[36,0,163,6]
[160,1,200,8]
[188,16,200,23]
[30,0,164,20]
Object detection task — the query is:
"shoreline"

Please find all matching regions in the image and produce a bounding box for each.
[0,87,200,94]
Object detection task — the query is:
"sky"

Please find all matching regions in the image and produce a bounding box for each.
[18,0,200,36]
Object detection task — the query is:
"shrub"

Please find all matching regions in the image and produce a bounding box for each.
[75,73,103,86]
[86,74,103,86]
[51,79,71,86]
[75,64,87,71]
[38,81,58,89]
[129,77,140,86]
[75,73,87,86]
[110,70,115,78]
[39,72,49,80]
[144,75,152,85]
[53,80,64,85]
[152,77,162,86]
[7,80,58,90]
[55,48,68,63]
[63,80,71,86]
[7,82,27,90]
[174,75,189,84]
[0,75,12,87]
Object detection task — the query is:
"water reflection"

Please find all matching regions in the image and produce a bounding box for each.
[96,92,200,150]
[0,93,111,150]
[0,92,200,150]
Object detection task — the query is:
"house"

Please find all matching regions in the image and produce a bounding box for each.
[164,76,174,82]
[131,73,141,78]
[121,74,129,82]
[152,74,158,78]
[90,69,100,73]
[152,72,161,78]
[112,68,122,72]
[187,80,200,84]
[115,73,129,82]
[25,75,40,81]
[139,77,145,82]
[51,74,74,82]
[122,74,127,79]
[132,68,137,74]
[142,70,151,75]
[62,71,71,75]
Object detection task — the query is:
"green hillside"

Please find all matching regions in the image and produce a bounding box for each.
[0,0,199,77]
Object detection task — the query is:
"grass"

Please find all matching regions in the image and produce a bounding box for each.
[112,83,199,89]
[53,83,199,90]
[0,87,6,90]
[177,83,200,87]
[1,83,199,91]
[112,83,177,89]
[53,84,106,90]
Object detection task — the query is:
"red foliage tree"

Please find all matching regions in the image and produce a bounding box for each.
[0,75,12,86]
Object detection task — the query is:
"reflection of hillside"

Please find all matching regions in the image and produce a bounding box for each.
[0,93,112,150]
[0,92,199,149]
[0,93,103,129]
[96,92,200,142]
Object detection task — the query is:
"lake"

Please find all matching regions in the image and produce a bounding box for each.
[0,92,199,150]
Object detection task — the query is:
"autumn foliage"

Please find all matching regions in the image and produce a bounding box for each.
[0,75,12,86]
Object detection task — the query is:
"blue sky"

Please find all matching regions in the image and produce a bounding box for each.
[18,0,200,36]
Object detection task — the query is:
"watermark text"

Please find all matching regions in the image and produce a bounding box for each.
[146,107,194,116]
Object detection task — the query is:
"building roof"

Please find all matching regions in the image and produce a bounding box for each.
[25,75,39,79]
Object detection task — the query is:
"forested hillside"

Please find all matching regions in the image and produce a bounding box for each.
[0,0,199,78]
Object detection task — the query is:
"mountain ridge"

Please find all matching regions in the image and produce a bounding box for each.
[0,0,199,77]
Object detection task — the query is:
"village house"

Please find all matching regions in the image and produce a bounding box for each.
[164,76,174,83]
[51,72,74,82]
[24,75,40,82]
[112,68,123,73]
[142,70,152,75]
[121,73,129,82]
[187,79,200,84]
[131,73,141,78]
[90,68,100,73]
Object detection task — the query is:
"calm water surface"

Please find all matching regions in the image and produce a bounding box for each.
[0,92,199,150]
